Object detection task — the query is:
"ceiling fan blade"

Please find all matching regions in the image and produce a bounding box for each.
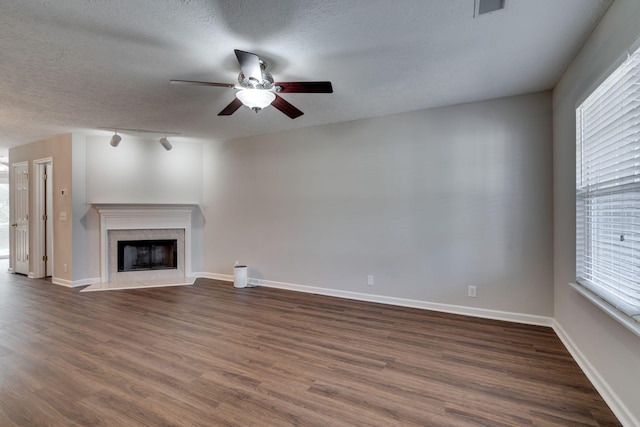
[218,98,243,116]
[277,82,333,93]
[271,94,304,119]
[170,79,235,88]
[234,49,263,83]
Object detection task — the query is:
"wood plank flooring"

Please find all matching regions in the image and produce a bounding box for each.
[0,266,620,426]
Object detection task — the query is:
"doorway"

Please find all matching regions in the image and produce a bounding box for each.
[33,159,53,278]
[0,159,8,259]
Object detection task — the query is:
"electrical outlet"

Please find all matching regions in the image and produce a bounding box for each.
[468,285,477,298]
[367,275,374,286]
[63,263,68,273]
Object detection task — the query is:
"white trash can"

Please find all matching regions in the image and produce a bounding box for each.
[234,265,248,288]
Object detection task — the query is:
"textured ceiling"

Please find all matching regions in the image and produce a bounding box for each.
[0,0,613,152]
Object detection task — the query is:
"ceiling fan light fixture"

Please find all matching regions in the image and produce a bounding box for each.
[110,132,121,147]
[236,89,276,112]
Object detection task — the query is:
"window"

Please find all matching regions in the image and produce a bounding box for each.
[575,45,640,326]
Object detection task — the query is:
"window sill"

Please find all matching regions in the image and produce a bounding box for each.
[570,282,640,339]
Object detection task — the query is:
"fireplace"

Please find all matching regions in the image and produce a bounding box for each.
[117,239,178,272]
[108,228,184,282]
[93,204,195,284]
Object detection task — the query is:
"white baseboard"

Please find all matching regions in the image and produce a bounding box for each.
[553,321,638,427]
[52,277,100,288]
[200,273,553,327]
[257,277,553,326]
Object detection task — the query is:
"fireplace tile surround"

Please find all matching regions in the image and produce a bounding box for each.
[84,204,196,292]
[109,228,184,282]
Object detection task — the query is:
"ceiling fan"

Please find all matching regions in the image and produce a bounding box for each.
[171,50,333,119]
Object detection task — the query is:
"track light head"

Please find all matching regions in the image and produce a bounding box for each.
[110,133,121,147]
[159,137,172,151]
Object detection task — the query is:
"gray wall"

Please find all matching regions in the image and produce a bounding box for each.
[9,134,74,283]
[553,0,640,422]
[71,133,92,280]
[82,135,206,278]
[85,136,203,205]
[203,92,554,317]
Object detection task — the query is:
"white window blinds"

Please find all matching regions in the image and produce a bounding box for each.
[576,46,640,323]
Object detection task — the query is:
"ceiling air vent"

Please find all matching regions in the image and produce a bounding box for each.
[474,0,507,17]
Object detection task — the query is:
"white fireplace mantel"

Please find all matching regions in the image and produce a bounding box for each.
[93,204,196,284]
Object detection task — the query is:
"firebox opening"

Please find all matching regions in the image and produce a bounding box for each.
[117,239,178,272]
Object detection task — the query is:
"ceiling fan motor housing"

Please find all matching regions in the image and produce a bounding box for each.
[238,60,275,90]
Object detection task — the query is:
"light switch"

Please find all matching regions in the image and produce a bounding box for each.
[59,212,67,221]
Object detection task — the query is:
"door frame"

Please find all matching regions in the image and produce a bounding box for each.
[32,157,53,279]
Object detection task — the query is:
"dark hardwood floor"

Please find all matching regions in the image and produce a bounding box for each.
[0,262,620,426]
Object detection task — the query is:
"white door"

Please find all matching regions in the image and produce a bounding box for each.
[13,163,29,275]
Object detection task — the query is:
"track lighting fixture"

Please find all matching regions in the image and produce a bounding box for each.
[159,137,172,151]
[100,127,179,150]
[110,132,121,147]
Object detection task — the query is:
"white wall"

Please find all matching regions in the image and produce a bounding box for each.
[203,92,554,318]
[553,0,640,425]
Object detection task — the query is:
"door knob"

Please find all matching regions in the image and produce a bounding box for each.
[11,223,17,227]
